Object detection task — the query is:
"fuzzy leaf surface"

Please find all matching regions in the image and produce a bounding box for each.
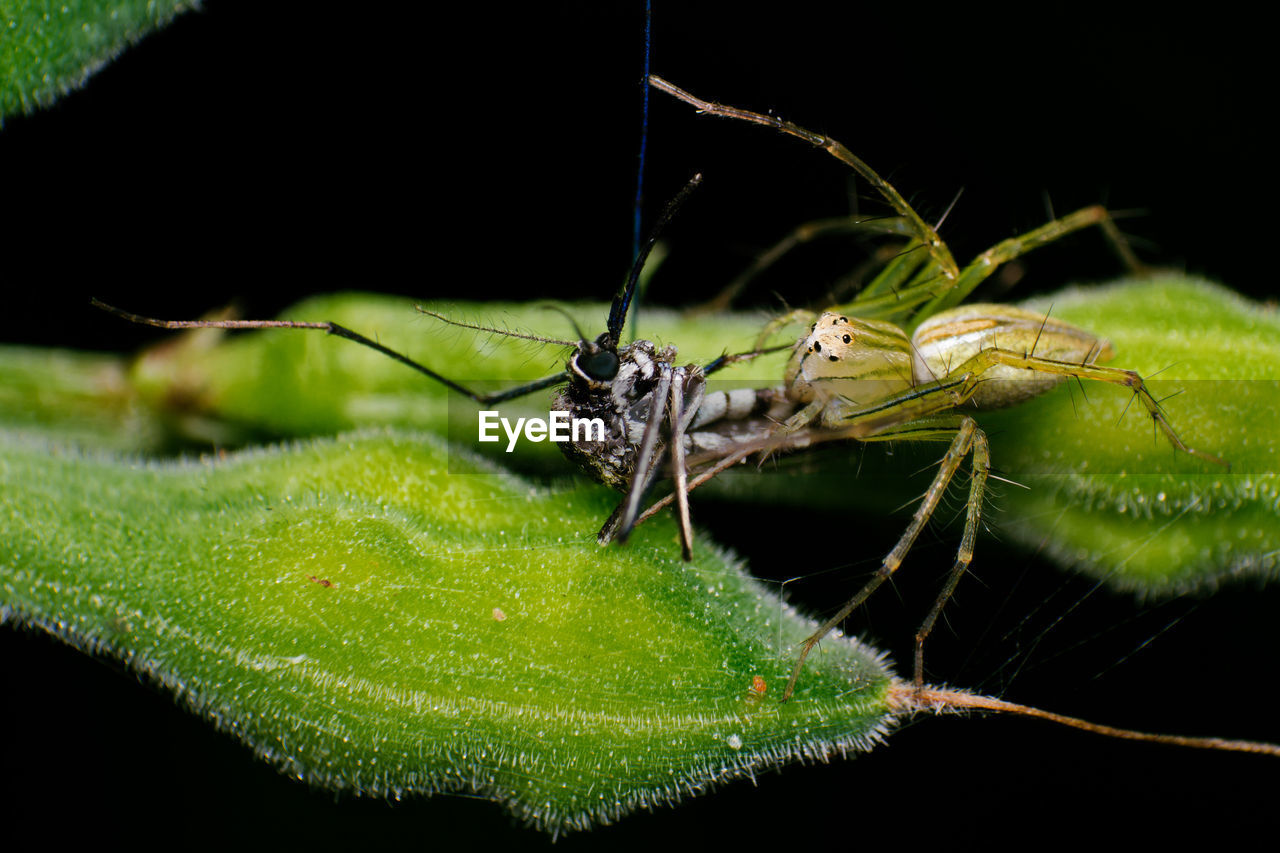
[0,0,197,122]
[0,429,892,833]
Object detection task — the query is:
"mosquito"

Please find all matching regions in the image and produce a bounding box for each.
[646,74,1227,701]
[92,176,804,564]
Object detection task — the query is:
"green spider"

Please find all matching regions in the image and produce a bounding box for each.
[648,75,1225,700]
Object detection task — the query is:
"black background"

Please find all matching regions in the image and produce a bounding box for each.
[4,2,1278,846]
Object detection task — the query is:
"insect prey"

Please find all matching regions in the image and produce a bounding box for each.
[92,175,801,563]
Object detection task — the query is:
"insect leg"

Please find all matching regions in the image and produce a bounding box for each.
[667,367,697,560]
[782,415,981,702]
[629,439,760,531]
[700,343,793,376]
[90,299,567,405]
[610,366,708,559]
[628,401,908,538]
[615,367,675,543]
[631,372,981,535]
[622,365,988,552]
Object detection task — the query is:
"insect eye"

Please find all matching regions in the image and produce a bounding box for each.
[581,350,619,381]
[842,334,851,344]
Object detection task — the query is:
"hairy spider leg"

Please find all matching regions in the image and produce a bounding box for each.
[779,337,1225,700]
[649,76,1143,332]
[694,216,919,314]
[782,414,989,701]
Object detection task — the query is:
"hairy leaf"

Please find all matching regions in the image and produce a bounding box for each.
[988,277,1279,590]
[0,0,198,122]
[0,429,892,833]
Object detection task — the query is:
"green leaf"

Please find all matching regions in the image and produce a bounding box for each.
[0,345,165,452]
[986,277,1279,591]
[0,0,197,122]
[0,429,892,833]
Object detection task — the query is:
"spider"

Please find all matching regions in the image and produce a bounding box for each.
[646,74,1225,700]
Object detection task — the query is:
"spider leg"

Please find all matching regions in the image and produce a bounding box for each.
[913,425,990,689]
[694,215,917,313]
[667,367,699,560]
[649,77,1146,330]
[781,414,985,702]
[650,75,959,292]
[949,346,1225,466]
[916,205,1146,320]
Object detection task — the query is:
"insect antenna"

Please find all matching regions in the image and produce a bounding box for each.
[415,307,577,347]
[91,298,568,406]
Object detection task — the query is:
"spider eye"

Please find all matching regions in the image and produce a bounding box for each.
[842,334,851,344]
[581,350,619,381]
